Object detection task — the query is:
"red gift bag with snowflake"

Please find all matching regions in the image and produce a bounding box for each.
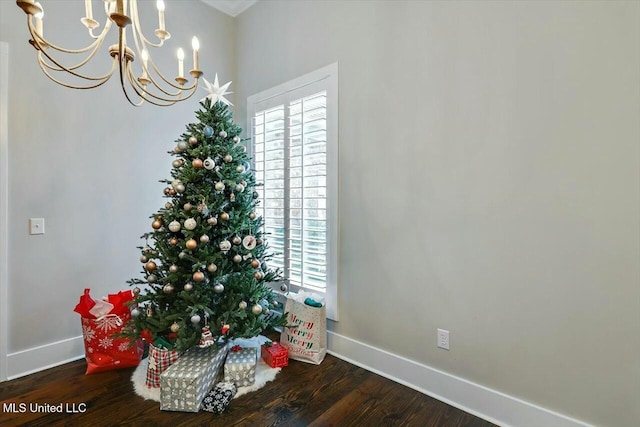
[74,288,143,375]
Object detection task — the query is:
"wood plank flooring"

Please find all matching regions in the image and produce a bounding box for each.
[0,353,496,426]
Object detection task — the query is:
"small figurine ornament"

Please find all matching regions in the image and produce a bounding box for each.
[199,325,215,348]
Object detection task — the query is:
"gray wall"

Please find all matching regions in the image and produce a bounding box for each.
[235,1,639,426]
[0,1,235,352]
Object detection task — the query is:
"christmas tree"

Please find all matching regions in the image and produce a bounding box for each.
[126,76,286,351]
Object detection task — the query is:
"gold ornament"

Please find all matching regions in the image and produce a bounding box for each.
[133,287,140,296]
[220,212,229,221]
[233,254,242,263]
[189,136,198,145]
[163,284,174,294]
[224,154,233,163]
[207,263,217,273]
[184,283,194,291]
[169,237,179,246]
[192,158,203,168]
[145,261,157,272]
[249,212,256,220]
[186,239,197,250]
[152,219,162,230]
[254,271,263,280]
[170,323,180,333]
[200,235,210,243]
[251,259,260,268]
[207,217,217,225]
[184,203,193,211]
[232,236,241,245]
[193,271,205,282]
[169,264,178,273]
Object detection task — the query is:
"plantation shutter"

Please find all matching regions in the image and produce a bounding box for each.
[248,64,338,320]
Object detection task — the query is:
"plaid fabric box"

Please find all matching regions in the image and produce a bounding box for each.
[160,343,229,412]
[146,344,181,388]
[223,346,257,387]
[261,341,289,368]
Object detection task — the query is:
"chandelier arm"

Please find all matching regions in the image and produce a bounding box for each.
[37,56,115,90]
[130,0,164,48]
[27,14,112,55]
[36,42,114,81]
[127,66,194,106]
[148,60,198,92]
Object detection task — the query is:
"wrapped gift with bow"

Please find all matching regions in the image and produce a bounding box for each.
[73,288,143,374]
[261,340,289,368]
[223,344,257,387]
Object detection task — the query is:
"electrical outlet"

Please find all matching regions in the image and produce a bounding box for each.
[437,328,450,350]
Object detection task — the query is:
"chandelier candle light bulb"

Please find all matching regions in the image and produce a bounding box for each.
[34,3,43,38]
[192,36,199,71]
[84,0,93,21]
[157,0,165,31]
[177,48,184,79]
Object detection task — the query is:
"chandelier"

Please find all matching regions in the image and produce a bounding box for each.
[15,0,203,107]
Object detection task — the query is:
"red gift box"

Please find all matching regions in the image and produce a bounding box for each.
[261,341,289,368]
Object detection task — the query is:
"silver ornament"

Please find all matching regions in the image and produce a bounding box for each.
[280,284,288,292]
[233,254,242,263]
[219,130,227,138]
[140,255,148,263]
[163,284,174,294]
[131,308,141,318]
[235,183,245,192]
[175,184,185,193]
[233,136,240,143]
[251,304,263,315]
[232,236,241,245]
[200,235,210,243]
[147,274,157,284]
[177,141,188,152]
[203,157,215,170]
[169,264,178,273]
[191,314,201,324]
[179,251,187,259]
[168,221,181,232]
[214,283,224,293]
[184,218,197,230]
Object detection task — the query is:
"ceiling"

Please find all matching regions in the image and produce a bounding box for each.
[200,0,259,17]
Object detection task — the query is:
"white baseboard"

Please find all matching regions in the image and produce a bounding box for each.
[327,331,592,427]
[6,336,84,380]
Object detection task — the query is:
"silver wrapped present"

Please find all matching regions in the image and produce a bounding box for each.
[160,343,229,412]
[223,346,257,387]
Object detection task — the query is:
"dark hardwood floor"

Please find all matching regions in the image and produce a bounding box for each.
[0,353,496,426]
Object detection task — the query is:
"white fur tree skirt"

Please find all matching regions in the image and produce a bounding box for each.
[131,336,281,402]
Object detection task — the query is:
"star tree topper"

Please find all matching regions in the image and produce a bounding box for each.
[201,74,233,106]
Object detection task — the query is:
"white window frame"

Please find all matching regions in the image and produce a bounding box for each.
[247,63,339,321]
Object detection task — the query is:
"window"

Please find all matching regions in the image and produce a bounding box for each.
[248,63,338,320]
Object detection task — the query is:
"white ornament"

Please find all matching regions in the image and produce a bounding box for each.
[238,301,247,310]
[219,130,227,138]
[235,183,245,193]
[233,136,240,143]
[168,221,181,232]
[215,181,225,191]
[184,218,197,230]
[224,154,232,163]
[191,315,201,324]
[236,165,245,173]
[200,74,233,106]
[219,240,231,252]
[184,283,193,291]
[171,180,182,189]
[200,235,210,243]
[251,304,263,315]
[214,283,225,293]
[203,157,215,170]
[243,235,257,250]
[175,184,185,193]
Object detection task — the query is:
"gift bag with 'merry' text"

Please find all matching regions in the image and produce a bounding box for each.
[280,291,326,365]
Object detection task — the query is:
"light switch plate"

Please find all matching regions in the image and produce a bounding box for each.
[29,218,45,235]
